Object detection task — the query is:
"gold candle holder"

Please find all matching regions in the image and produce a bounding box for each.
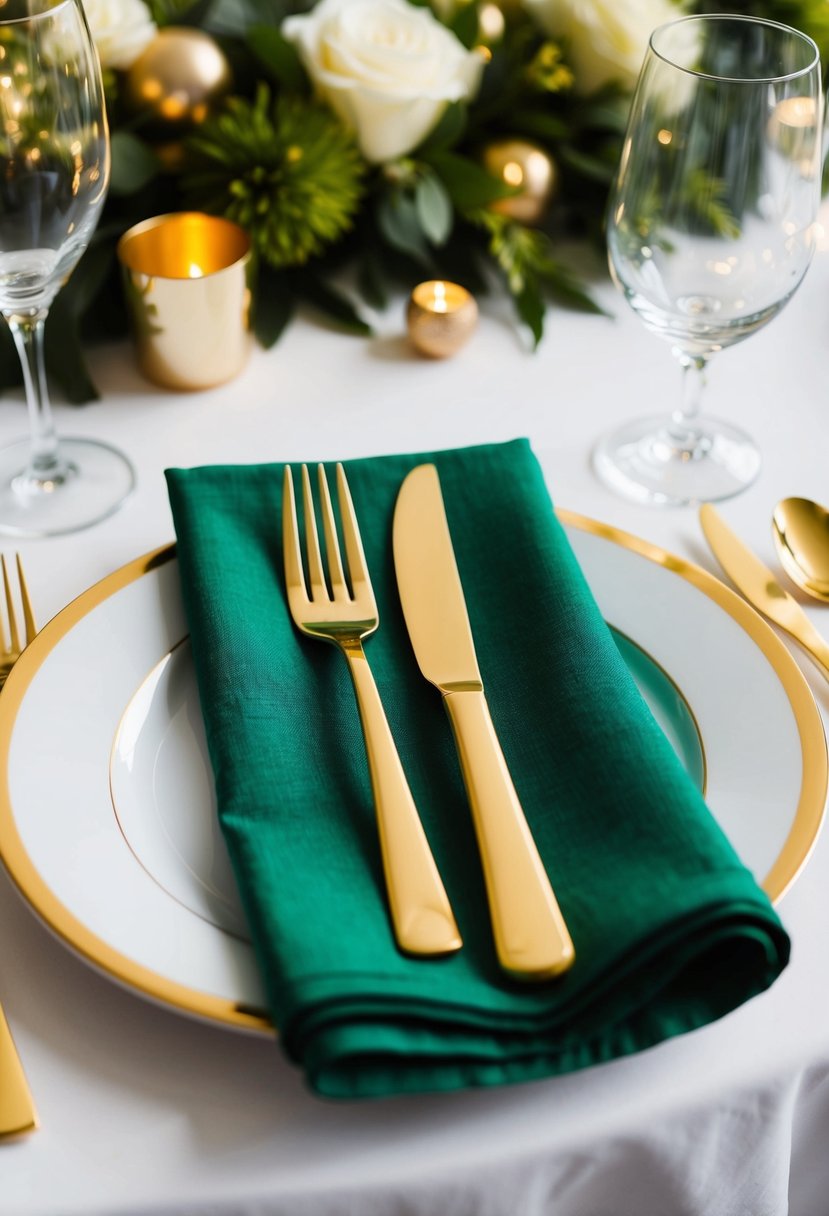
[406,280,478,359]
[117,212,252,391]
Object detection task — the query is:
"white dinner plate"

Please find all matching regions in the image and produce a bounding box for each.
[0,513,825,1033]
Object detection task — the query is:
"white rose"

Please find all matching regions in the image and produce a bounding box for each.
[522,0,682,95]
[283,0,485,163]
[81,0,157,71]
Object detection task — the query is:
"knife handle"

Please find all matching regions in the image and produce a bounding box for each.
[343,643,463,957]
[443,689,575,980]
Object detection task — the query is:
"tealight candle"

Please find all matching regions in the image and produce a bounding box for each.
[406,280,478,358]
[117,212,252,391]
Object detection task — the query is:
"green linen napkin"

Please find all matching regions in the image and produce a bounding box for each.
[165,439,788,1098]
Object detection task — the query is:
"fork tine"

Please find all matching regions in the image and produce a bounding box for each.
[317,464,349,603]
[282,467,308,603]
[300,465,330,603]
[336,464,371,595]
[15,555,35,646]
[1,556,19,657]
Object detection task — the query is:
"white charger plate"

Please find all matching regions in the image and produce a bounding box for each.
[0,513,825,1033]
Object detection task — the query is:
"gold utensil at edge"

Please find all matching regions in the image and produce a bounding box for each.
[393,464,575,981]
[0,553,38,1138]
[772,496,829,603]
[699,504,829,681]
[283,464,462,957]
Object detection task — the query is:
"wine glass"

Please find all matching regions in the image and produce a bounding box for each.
[0,0,134,537]
[595,15,823,506]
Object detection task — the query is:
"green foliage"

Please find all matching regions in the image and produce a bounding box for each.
[23,0,828,401]
[184,85,366,268]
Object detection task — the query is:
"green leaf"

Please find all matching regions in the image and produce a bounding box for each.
[507,109,569,143]
[415,171,453,245]
[59,236,118,318]
[292,272,371,336]
[450,1,479,49]
[558,145,616,184]
[110,132,160,196]
[356,245,389,311]
[514,278,545,348]
[416,101,467,154]
[540,266,606,315]
[247,25,308,91]
[44,295,99,403]
[376,191,431,264]
[253,266,296,347]
[425,150,517,211]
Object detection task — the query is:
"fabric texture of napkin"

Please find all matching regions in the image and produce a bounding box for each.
[165,439,789,1098]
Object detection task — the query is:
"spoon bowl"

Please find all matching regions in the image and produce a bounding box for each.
[772,497,829,602]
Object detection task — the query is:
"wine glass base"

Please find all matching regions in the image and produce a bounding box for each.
[0,437,136,537]
[592,415,761,507]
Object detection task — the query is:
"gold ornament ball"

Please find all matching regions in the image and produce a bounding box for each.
[407,281,478,359]
[123,28,232,138]
[482,139,558,225]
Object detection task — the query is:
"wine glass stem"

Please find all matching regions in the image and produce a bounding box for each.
[669,353,710,458]
[7,311,68,487]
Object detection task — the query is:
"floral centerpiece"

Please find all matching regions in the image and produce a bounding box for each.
[14,0,828,401]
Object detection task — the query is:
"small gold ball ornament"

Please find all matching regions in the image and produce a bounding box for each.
[482,139,558,225]
[123,28,232,139]
[407,281,478,359]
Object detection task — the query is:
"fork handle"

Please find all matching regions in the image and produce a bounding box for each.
[443,689,575,980]
[343,643,462,957]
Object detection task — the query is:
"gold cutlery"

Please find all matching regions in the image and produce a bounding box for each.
[700,504,829,681]
[283,464,462,957]
[0,554,35,687]
[392,464,575,980]
[772,497,829,603]
[0,552,38,1138]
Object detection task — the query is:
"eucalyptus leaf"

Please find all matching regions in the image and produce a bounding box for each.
[110,132,160,197]
[376,192,432,264]
[426,151,518,211]
[415,171,453,245]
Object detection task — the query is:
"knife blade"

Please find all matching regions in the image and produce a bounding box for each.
[392,463,575,980]
[699,503,829,681]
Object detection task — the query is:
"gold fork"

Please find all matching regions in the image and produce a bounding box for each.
[0,553,39,1138]
[283,464,462,957]
[0,554,36,687]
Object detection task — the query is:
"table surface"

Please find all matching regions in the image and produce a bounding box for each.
[2,228,829,1216]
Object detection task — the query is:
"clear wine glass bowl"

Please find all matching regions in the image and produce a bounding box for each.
[595,14,823,506]
[0,0,134,537]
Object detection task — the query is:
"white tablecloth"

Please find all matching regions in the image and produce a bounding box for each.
[2,232,829,1216]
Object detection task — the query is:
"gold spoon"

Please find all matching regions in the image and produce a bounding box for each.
[772,498,829,603]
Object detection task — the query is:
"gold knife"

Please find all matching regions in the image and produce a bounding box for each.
[699,503,829,681]
[392,464,575,980]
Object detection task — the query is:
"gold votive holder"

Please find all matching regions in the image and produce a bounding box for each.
[117,212,253,391]
[406,280,478,359]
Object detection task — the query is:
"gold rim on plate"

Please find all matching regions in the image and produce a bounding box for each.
[0,515,825,1033]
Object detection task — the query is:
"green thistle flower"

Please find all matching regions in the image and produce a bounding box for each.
[184,86,367,268]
